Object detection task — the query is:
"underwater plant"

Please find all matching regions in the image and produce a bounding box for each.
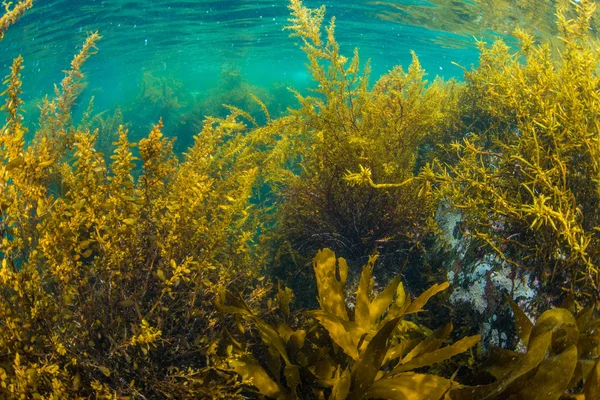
[217,248,480,399]
[129,71,188,134]
[452,298,600,399]
[346,0,600,311]
[0,0,32,40]
[1,0,600,397]
[79,98,126,161]
[423,0,600,307]
[0,4,271,398]
[271,0,463,302]
[195,65,273,122]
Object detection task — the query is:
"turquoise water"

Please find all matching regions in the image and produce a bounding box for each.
[1,0,498,147]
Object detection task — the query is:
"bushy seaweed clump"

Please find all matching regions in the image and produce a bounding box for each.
[0,3,270,397]
[272,0,463,298]
[425,0,600,306]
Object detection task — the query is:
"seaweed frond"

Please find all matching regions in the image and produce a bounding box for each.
[218,248,480,399]
[37,31,101,154]
[0,0,33,40]
[454,300,600,399]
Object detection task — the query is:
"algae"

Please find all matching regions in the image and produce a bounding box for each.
[0,0,599,398]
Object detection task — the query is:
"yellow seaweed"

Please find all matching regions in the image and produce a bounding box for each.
[453,305,600,399]
[0,0,599,397]
[218,248,479,399]
[0,0,32,40]
[426,0,600,304]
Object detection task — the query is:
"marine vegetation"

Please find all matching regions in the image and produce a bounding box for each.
[425,0,600,306]
[218,248,480,399]
[0,5,270,397]
[0,0,32,40]
[79,98,125,161]
[0,0,599,398]
[272,0,463,297]
[454,298,600,400]
[132,72,188,131]
[193,65,274,122]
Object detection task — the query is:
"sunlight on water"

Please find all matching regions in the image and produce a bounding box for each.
[0,0,574,148]
[1,1,482,107]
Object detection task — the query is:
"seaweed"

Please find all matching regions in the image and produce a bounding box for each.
[0,0,600,397]
[0,0,32,40]
[425,0,600,306]
[273,0,462,304]
[453,299,600,399]
[217,248,480,399]
[0,18,269,399]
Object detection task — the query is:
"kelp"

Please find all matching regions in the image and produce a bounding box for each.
[217,248,480,399]
[453,300,600,399]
